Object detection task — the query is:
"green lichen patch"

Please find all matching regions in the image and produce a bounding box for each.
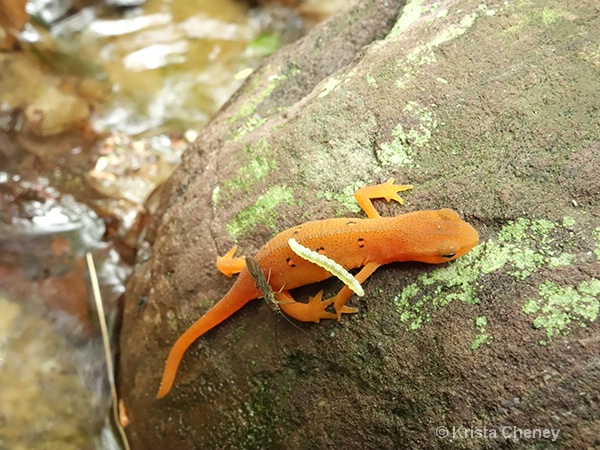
[316,180,366,215]
[394,283,425,331]
[377,128,416,168]
[578,42,600,68]
[234,116,268,142]
[389,0,428,36]
[471,316,492,350]
[547,253,576,268]
[491,218,575,280]
[393,6,479,89]
[535,5,573,27]
[394,216,587,340]
[318,76,341,98]
[377,102,437,168]
[562,216,576,228]
[393,248,481,331]
[522,279,600,342]
[216,138,277,204]
[226,185,294,239]
[211,185,221,207]
[228,64,300,140]
[365,73,378,87]
[228,69,283,124]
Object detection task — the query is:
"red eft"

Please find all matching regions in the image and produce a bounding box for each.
[157,179,479,398]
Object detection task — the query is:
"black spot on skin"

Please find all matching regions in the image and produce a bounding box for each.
[286,257,296,267]
[293,227,302,235]
[357,238,365,248]
[316,247,325,254]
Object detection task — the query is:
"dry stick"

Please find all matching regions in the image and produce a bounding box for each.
[86,252,131,450]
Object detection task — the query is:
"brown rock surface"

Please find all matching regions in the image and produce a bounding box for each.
[119,0,600,448]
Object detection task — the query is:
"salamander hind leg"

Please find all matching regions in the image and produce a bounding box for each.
[277,290,337,323]
[216,245,247,277]
[279,262,382,323]
[354,178,413,219]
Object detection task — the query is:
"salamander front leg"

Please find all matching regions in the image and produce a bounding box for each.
[354,178,413,219]
[216,245,246,277]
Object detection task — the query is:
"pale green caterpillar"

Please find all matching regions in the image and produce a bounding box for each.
[287,238,365,297]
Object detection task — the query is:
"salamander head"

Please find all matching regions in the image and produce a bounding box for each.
[410,208,479,264]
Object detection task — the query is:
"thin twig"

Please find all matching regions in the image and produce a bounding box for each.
[86,252,131,450]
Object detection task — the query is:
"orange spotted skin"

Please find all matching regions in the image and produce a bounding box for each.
[255,212,476,290]
[156,180,479,398]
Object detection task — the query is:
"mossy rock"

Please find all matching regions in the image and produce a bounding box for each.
[119,0,600,448]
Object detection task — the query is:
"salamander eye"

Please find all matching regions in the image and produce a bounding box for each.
[438,242,459,260]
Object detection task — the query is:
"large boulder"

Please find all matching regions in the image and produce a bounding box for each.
[119,0,600,448]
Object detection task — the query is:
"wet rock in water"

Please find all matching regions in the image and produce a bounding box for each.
[26,0,73,25]
[0,176,129,447]
[0,176,126,336]
[106,0,146,8]
[0,296,102,449]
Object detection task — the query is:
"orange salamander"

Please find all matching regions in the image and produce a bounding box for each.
[156,179,479,398]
